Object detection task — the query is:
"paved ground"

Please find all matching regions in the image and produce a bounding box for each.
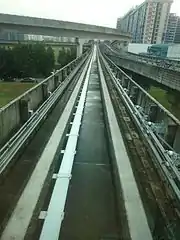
[60,62,120,240]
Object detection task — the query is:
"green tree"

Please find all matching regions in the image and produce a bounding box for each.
[46,46,55,75]
[58,47,67,67]
[58,47,76,68]
[0,42,55,80]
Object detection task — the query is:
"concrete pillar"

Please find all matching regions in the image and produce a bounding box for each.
[137,91,144,106]
[118,72,122,80]
[76,38,85,57]
[156,109,165,122]
[127,80,131,92]
[148,105,159,122]
[130,86,139,104]
[166,123,178,148]
[122,75,129,88]
[19,99,29,124]
[114,69,119,78]
[144,99,152,115]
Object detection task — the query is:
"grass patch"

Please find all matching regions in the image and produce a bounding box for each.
[148,86,171,111]
[148,86,180,120]
[0,82,35,107]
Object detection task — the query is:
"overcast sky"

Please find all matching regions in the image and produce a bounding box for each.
[0,0,179,28]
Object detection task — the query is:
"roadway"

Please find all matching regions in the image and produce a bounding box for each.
[0,45,180,240]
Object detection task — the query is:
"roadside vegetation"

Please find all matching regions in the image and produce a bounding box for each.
[0,43,77,107]
[0,43,55,80]
[57,47,76,68]
[0,82,35,107]
[148,86,180,120]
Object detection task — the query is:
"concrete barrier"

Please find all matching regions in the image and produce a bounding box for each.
[0,101,20,146]
[107,54,180,92]
[0,50,89,146]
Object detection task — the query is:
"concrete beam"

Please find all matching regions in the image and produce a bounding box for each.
[0,13,131,41]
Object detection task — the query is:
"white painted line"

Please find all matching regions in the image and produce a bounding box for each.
[0,54,92,240]
[39,211,47,220]
[39,46,96,240]
[75,162,109,166]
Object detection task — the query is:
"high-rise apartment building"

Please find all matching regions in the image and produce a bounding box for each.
[174,17,180,43]
[163,13,178,43]
[116,18,121,30]
[117,0,173,44]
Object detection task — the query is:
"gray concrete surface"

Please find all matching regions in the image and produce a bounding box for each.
[0,54,92,240]
[0,13,131,41]
[0,77,52,146]
[98,55,153,240]
[0,53,87,147]
[60,62,119,239]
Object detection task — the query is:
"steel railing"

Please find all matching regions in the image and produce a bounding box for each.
[99,47,180,206]
[0,50,92,174]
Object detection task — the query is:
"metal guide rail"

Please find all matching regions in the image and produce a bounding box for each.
[0,49,94,240]
[38,46,152,240]
[97,52,153,240]
[1,46,153,240]
[39,46,96,240]
[0,50,91,175]
[99,47,180,207]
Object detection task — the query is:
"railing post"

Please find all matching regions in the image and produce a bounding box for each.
[54,75,59,88]
[63,68,68,79]
[19,98,29,124]
[130,86,139,104]
[42,82,49,101]
[67,65,71,75]
[59,71,63,83]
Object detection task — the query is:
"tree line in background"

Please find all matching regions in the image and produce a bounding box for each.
[0,43,77,80]
[57,47,76,68]
[0,43,55,79]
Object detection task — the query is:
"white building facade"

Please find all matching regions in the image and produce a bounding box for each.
[163,13,178,43]
[117,0,173,44]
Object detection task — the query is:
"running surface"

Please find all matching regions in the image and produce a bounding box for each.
[59,61,120,240]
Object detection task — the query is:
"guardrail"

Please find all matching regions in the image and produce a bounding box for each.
[39,46,94,240]
[99,48,180,207]
[0,49,92,174]
[0,50,90,148]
